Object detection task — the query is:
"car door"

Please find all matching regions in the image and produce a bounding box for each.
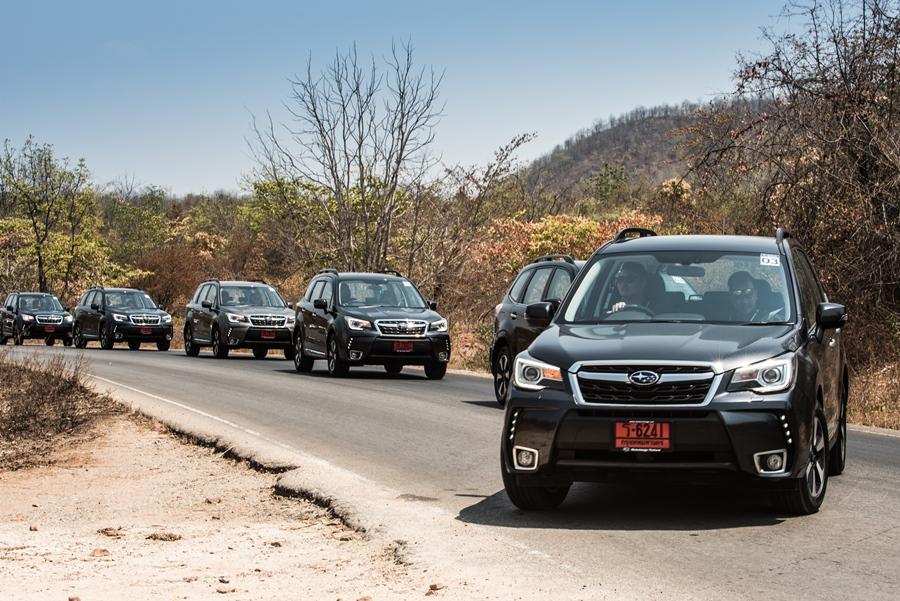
[308,280,332,355]
[197,284,217,342]
[82,291,99,336]
[516,266,554,354]
[2,294,16,337]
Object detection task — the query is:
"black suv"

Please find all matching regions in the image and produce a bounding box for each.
[1,292,73,346]
[73,287,173,350]
[184,279,295,359]
[292,270,451,379]
[490,255,585,405]
[501,228,848,515]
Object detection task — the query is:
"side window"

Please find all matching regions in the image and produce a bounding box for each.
[203,285,218,306]
[522,267,554,305]
[508,269,533,303]
[85,291,97,308]
[320,280,334,303]
[546,268,573,302]
[78,292,89,307]
[303,279,319,301]
[309,281,325,300]
[7,294,16,310]
[792,250,822,326]
[192,285,207,304]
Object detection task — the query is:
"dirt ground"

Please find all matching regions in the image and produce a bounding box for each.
[0,416,460,600]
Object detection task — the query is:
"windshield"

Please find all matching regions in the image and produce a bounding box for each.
[561,251,795,325]
[337,279,427,309]
[219,285,286,308]
[105,291,158,310]
[18,295,64,312]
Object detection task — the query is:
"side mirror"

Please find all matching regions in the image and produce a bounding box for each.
[525,301,557,327]
[817,302,847,330]
[5,305,12,312]
[90,303,100,311]
[428,300,438,311]
[201,300,213,309]
[313,298,328,311]
[63,306,69,313]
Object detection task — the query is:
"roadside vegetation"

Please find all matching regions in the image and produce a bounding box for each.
[0,352,117,470]
[0,1,896,425]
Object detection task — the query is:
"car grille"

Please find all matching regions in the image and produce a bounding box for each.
[575,364,715,405]
[375,319,428,337]
[249,314,287,328]
[36,315,64,324]
[130,314,161,325]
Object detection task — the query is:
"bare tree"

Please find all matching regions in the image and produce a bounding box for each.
[251,41,443,271]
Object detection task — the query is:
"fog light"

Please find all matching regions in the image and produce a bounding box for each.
[229,337,239,344]
[512,445,538,470]
[438,351,449,361]
[765,453,784,471]
[349,351,362,360]
[754,449,787,474]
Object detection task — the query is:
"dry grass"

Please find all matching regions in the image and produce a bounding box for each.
[849,361,900,430]
[0,351,119,470]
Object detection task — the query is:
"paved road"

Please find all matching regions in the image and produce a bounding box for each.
[9,345,900,599]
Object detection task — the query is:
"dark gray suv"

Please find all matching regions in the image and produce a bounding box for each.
[183,279,295,359]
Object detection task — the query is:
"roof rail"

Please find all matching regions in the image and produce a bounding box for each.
[250,279,268,285]
[775,227,791,253]
[533,254,576,265]
[381,269,403,277]
[318,268,339,275]
[612,228,658,243]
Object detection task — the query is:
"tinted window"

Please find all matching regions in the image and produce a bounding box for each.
[6,294,16,309]
[105,291,158,310]
[337,279,426,309]
[219,285,286,308]
[86,291,98,308]
[522,268,553,305]
[546,268,573,302]
[303,279,319,301]
[792,250,822,326]
[320,280,334,303]
[18,294,63,312]
[508,270,532,303]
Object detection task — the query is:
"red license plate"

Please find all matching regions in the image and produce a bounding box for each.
[139,327,152,335]
[260,329,276,339]
[614,421,671,451]
[44,325,56,333]
[393,341,414,353]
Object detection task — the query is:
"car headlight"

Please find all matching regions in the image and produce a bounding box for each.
[21,313,34,322]
[63,314,73,323]
[346,317,372,331]
[162,314,172,324]
[226,312,249,324]
[112,313,128,323]
[513,351,564,391]
[728,354,797,394]
[429,318,448,332]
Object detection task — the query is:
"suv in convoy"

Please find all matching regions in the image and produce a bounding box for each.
[1,292,74,346]
[490,255,585,405]
[292,270,451,379]
[73,287,173,350]
[184,279,295,359]
[501,228,848,515]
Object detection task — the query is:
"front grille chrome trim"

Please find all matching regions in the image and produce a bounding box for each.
[569,360,722,408]
[129,314,161,325]
[249,314,288,328]
[374,319,428,338]
[36,314,64,324]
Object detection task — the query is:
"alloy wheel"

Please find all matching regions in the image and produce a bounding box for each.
[806,417,827,499]
[494,349,511,403]
[294,335,303,370]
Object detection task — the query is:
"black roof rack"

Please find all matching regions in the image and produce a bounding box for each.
[612,228,658,243]
[318,268,339,275]
[775,227,791,254]
[381,268,403,277]
[533,254,576,265]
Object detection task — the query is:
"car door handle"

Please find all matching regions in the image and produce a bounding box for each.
[510,312,518,320]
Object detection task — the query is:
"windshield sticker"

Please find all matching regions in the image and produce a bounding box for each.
[402,281,413,287]
[760,254,781,267]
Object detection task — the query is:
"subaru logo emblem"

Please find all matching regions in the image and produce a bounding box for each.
[629,370,660,386]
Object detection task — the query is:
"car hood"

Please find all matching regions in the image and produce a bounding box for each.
[222,306,293,316]
[529,322,801,374]
[107,308,169,317]
[345,307,442,323]
[23,309,69,316]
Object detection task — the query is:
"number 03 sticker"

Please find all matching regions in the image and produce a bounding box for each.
[760,253,781,266]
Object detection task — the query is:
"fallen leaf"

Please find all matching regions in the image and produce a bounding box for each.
[146,531,182,541]
[97,527,123,538]
[216,587,236,594]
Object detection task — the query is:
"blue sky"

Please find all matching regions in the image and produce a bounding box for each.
[0,0,788,195]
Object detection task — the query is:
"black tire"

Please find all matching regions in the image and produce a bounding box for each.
[252,347,268,360]
[326,334,349,377]
[828,392,848,476]
[211,327,229,359]
[63,337,73,347]
[501,450,570,510]
[128,340,141,350]
[0,335,7,345]
[424,361,447,380]
[384,362,403,376]
[773,410,828,515]
[99,321,114,350]
[293,332,314,373]
[73,323,87,349]
[157,340,171,352]
[492,344,512,407]
[45,337,55,346]
[183,325,200,357]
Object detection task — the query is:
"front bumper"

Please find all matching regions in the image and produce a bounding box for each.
[22,322,73,339]
[503,385,812,485]
[223,324,292,349]
[111,323,174,342]
[340,331,451,365]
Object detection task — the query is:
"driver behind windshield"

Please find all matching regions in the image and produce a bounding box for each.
[728,271,767,322]
[609,262,655,313]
